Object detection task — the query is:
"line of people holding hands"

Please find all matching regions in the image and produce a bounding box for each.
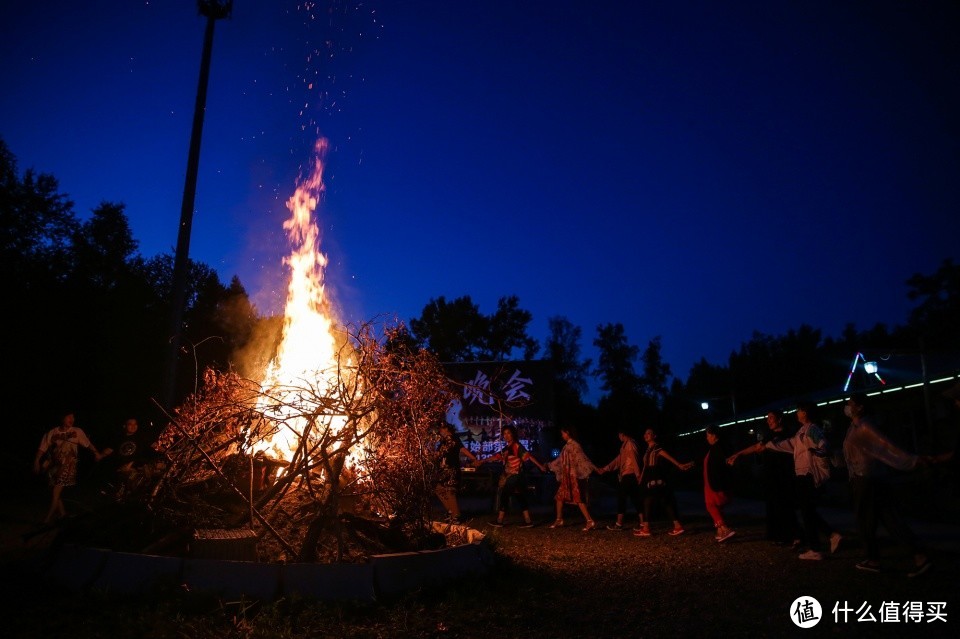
[444,390,955,576]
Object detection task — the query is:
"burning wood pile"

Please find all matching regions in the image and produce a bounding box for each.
[86,139,459,563]
[143,325,455,563]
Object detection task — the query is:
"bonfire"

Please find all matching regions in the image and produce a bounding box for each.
[67,140,458,563]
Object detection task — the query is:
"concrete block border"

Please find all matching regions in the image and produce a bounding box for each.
[42,522,491,601]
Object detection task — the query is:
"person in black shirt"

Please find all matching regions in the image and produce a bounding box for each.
[703,425,736,542]
[728,411,801,546]
[102,418,154,495]
[436,422,479,523]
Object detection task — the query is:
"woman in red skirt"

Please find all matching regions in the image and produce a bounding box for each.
[547,426,598,531]
[703,425,736,542]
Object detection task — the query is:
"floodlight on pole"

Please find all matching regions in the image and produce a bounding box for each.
[699,396,737,416]
[843,352,886,392]
[163,0,234,409]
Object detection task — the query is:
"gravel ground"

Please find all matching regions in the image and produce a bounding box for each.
[2,483,959,638]
[465,513,958,638]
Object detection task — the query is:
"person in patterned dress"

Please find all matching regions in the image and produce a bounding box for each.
[547,426,598,531]
[33,412,105,523]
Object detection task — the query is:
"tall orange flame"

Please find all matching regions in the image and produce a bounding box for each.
[253,138,353,462]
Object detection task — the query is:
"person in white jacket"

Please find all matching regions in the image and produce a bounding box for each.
[764,402,840,560]
[842,393,931,577]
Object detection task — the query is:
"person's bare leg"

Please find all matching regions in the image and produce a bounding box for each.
[436,487,460,519]
[578,503,595,530]
[44,485,64,523]
[577,503,592,523]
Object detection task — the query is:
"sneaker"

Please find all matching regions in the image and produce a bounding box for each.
[716,529,736,543]
[583,520,596,532]
[606,523,624,531]
[668,527,685,536]
[829,532,842,554]
[488,520,504,528]
[518,521,535,529]
[907,560,932,578]
[549,519,564,529]
[633,528,652,538]
[799,550,825,561]
[855,560,880,573]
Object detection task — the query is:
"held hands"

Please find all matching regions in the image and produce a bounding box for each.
[920,452,954,465]
[680,461,694,471]
[726,454,739,466]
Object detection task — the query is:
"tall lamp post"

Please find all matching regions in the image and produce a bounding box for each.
[163,0,233,409]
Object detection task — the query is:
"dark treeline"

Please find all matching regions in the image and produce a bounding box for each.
[399,285,959,464]
[2,139,261,458]
[4,137,958,464]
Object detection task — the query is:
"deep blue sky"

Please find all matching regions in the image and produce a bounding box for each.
[2,1,958,391]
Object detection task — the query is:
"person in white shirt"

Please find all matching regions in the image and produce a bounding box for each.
[764,402,840,560]
[33,412,105,523]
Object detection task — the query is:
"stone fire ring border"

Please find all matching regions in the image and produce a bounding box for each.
[39,521,492,601]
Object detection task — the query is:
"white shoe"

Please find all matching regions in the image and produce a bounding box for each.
[716,528,736,543]
[799,550,824,560]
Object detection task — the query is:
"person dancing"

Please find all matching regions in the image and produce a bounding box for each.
[598,427,644,531]
[703,425,736,542]
[547,426,598,531]
[634,428,694,537]
[477,425,546,527]
[33,411,105,523]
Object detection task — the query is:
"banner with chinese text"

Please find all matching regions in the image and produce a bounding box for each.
[442,360,554,454]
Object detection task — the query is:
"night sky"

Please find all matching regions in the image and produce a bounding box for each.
[2,1,958,394]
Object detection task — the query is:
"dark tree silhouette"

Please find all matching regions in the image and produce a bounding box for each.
[592,323,658,440]
[639,336,672,409]
[545,316,596,440]
[0,139,259,449]
[409,294,539,362]
[409,295,486,361]
[545,316,591,402]
[906,259,960,352]
[482,295,539,361]
[592,323,640,396]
